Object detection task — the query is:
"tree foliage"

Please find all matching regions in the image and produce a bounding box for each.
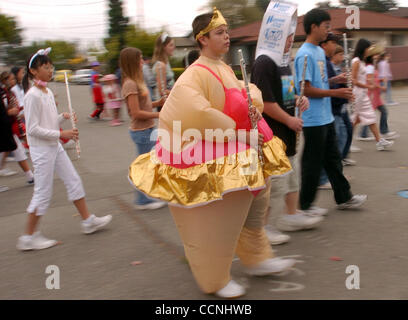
[0,12,22,44]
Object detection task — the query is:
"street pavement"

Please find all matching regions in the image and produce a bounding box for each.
[0,82,407,300]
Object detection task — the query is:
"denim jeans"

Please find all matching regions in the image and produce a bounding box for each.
[320,109,351,185]
[129,127,157,205]
[360,105,388,137]
[386,80,394,104]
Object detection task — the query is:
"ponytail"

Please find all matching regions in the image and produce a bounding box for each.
[22,70,31,93]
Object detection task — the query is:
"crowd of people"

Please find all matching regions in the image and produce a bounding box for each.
[0,4,402,299]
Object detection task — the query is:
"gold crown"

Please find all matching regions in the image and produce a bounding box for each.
[195,7,228,40]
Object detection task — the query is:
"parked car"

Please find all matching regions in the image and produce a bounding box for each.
[54,70,73,82]
[71,69,93,85]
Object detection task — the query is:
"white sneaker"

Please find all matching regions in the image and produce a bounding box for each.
[356,136,375,141]
[63,140,76,150]
[17,232,58,251]
[342,158,356,166]
[381,132,399,140]
[376,138,394,151]
[264,225,290,245]
[337,194,367,210]
[243,257,296,276]
[134,201,167,210]
[215,280,246,299]
[276,212,323,232]
[350,145,362,153]
[0,168,17,176]
[81,214,112,234]
[318,181,332,190]
[386,102,399,106]
[0,185,10,192]
[303,206,328,217]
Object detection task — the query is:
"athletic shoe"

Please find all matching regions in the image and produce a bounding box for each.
[63,140,76,150]
[27,179,34,186]
[87,115,98,121]
[350,145,362,153]
[381,131,400,140]
[276,212,323,232]
[0,185,10,192]
[303,206,328,217]
[264,225,290,245]
[17,232,58,251]
[215,280,246,299]
[5,156,16,162]
[134,201,167,210]
[0,168,17,176]
[243,257,296,276]
[386,102,399,106]
[110,119,122,126]
[318,181,332,190]
[81,214,112,234]
[337,194,367,210]
[342,158,356,166]
[356,136,375,141]
[376,138,394,151]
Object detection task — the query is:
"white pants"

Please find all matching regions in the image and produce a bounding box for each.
[27,143,85,216]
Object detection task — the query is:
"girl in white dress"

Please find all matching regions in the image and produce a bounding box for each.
[351,39,393,151]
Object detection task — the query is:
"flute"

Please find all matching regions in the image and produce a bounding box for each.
[343,33,354,114]
[238,49,264,166]
[64,72,81,158]
[296,54,308,153]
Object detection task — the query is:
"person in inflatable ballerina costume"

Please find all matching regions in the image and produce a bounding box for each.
[129,8,296,298]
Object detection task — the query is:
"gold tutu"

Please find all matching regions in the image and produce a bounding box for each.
[129,136,292,208]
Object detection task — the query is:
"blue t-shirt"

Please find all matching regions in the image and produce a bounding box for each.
[294,42,334,127]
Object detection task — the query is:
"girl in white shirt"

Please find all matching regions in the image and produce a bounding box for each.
[17,48,112,251]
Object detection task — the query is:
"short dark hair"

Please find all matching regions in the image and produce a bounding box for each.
[354,38,371,61]
[192,13,213,49]
[303,9,331,35]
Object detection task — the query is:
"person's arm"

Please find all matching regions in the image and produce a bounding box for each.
[155,62,167,97]
[127,93,159,120]
[263,102,303,132]
[351,59,370,89]
[25,94,61,140]
[152,96,166,108]
[303,81,353,100]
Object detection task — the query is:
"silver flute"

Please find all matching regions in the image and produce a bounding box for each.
[296,54,308,152]
[238,49,264,166]
[343,33,355,115]
[158,62,167,99]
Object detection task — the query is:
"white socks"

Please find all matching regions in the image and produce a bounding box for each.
[25,170,34,182]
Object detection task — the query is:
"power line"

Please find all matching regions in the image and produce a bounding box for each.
[1,0,105,7]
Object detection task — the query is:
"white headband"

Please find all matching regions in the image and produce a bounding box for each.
[161,32,169,43]
[29,47,52,69]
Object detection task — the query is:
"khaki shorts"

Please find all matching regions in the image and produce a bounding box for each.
[270,155,300,197]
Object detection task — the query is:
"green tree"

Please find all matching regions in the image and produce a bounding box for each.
[0,12,22,44]
[105,0,129,72]
[124,25,159,58]
[255,0,270,12]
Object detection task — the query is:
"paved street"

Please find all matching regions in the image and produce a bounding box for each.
[0,82,407,300]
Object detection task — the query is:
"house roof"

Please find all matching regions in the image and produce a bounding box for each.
[173,36,196,48]
[387,7,408,18]
[229,8,408,44]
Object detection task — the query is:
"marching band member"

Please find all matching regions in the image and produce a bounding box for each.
[17,48,112,251]
[129,8,294,298]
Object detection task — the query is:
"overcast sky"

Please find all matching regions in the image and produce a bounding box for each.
[0,0,407,50]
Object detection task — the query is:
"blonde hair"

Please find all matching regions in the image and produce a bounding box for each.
[152,34,173,65]
[119,47,148,96]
